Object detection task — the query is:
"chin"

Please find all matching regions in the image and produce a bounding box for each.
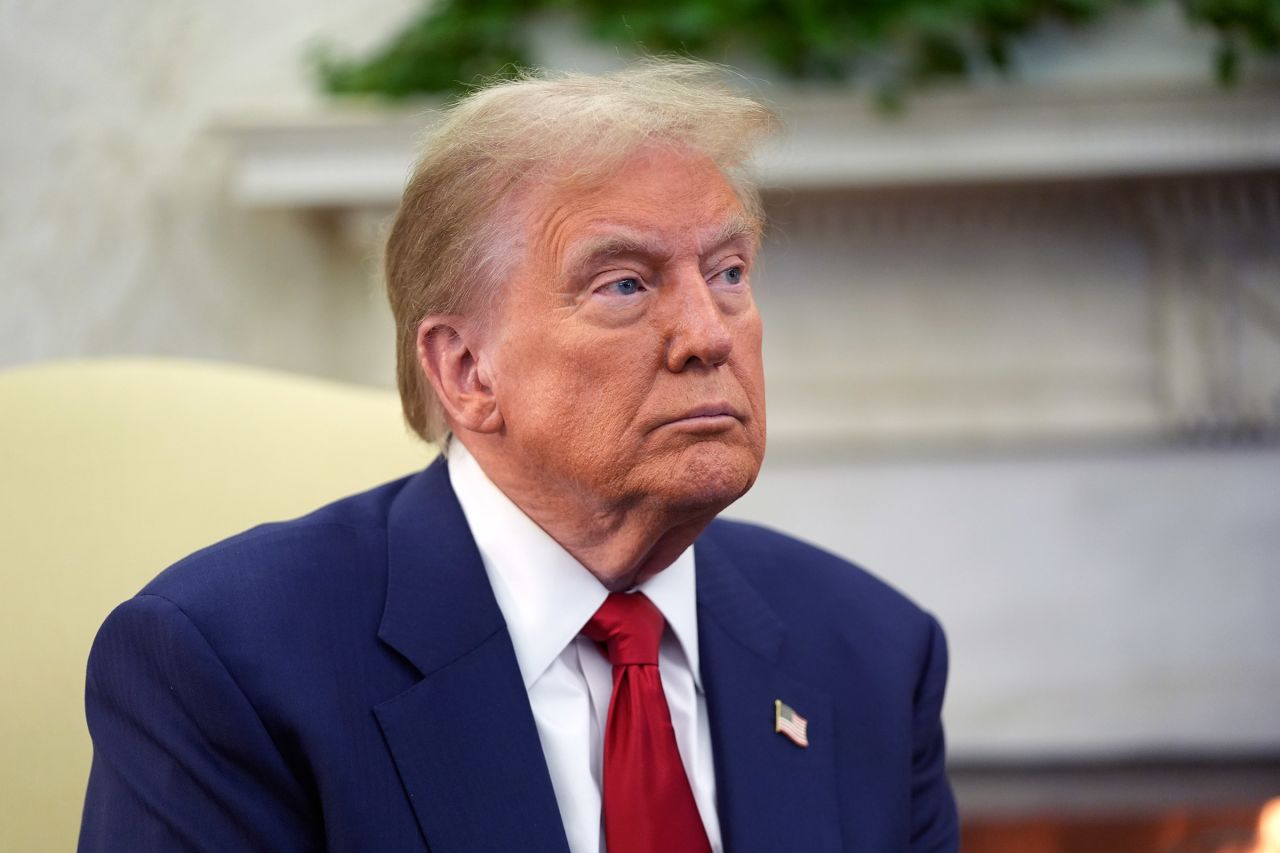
[653,440,761,515]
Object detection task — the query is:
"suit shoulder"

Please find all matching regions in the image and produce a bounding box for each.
[137,473,414,622]
[703,517,936,631]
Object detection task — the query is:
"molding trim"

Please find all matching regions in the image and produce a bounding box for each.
[215,80,1280,209]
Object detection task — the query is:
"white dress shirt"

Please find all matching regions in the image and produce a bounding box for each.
[447,442,722,853]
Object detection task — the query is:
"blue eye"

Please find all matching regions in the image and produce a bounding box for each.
[721,266,744,285]
[606,278,642,296]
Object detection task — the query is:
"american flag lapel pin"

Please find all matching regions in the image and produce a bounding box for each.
[774,699,809,748]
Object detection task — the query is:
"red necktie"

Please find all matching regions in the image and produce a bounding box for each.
[583,592,712,853]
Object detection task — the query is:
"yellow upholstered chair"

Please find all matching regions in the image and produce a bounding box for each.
[0,358,433,852]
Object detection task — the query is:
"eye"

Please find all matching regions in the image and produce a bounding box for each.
[713,265,745,286]
[597,277,645,297]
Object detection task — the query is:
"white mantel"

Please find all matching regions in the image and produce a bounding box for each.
[217,79,1280,208]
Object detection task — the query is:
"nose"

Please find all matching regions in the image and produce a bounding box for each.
[662,268,734,372]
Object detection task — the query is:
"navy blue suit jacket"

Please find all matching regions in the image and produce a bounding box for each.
[80,459,958,851]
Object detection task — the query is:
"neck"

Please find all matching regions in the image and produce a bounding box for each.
[458,441,719,591]
[565,511,713,592]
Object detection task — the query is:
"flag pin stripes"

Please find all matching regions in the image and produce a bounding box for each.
[774,699,809,748]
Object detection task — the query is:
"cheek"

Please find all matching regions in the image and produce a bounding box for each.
[574,341,655,429]
[736,314,766,395]
[500,333,651,434]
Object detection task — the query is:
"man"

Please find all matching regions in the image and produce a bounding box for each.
[80,62,958,852]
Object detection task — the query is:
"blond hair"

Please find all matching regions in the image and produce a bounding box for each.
[385,59,780,443]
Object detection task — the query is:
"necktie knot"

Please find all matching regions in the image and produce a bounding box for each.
[582,592,664,666]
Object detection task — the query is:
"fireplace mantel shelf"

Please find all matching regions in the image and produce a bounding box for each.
[217,79,1280,209]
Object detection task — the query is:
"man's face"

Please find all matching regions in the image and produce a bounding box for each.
[482,146,767,520]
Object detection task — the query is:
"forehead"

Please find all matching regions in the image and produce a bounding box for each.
[516,146,756,265]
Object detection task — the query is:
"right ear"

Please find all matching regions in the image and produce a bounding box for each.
[415,316,503,435]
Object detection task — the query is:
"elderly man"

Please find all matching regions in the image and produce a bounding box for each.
[80,62,958,852]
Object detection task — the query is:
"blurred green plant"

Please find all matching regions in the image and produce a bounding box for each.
[313,0,1280,102]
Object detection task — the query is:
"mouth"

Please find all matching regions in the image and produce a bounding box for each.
[659,402,745,432]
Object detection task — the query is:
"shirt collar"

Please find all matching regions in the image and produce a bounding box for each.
[636,544,700,689]
[447,440,701,690]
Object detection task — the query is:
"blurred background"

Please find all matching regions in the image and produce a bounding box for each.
[2,0,1279,850]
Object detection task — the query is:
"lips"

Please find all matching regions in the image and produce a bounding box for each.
[658,401,745,430]
[677,402,741,420]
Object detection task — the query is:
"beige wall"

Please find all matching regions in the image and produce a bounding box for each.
[1,0,420,383]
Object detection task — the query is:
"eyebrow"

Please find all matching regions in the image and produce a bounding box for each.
[698,212,761,256]
[564,230,671,279]
[563,212,760,280]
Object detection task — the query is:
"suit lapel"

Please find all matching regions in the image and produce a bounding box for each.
[696,532,843,853]
[374,460,570,853]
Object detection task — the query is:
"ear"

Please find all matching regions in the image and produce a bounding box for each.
[416,316,503,435]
